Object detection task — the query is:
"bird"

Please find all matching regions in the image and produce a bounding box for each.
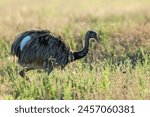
[11,29,99,79]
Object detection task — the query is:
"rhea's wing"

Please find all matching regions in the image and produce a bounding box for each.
[20,31,70,66]
[11,30,38,57]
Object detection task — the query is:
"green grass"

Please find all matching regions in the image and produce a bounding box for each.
[0,0,150,100]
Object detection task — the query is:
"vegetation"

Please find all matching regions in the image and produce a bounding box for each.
[0,0,150,99]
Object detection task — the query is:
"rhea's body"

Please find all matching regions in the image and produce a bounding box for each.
[11,29,99,78]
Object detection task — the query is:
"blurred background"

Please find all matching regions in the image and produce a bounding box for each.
[0,0,150,39]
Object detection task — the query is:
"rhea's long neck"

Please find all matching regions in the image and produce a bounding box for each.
[73,37,89,61]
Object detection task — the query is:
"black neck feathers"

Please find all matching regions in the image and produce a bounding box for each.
[72,35,89,61]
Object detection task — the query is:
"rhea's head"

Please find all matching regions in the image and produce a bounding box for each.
[85,30,100,44]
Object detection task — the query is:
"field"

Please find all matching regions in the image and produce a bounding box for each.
[0,0,150,100]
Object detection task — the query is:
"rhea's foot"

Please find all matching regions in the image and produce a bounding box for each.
[19,70,30,82]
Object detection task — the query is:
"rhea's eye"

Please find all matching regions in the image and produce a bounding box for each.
[92,34,96,38]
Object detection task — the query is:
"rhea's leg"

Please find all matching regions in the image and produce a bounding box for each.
[19,69,26,78]
[44,61,53,75]
[19,67,33,81]
[46,65,53,75]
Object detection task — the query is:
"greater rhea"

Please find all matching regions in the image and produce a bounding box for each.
[11,30,99,79]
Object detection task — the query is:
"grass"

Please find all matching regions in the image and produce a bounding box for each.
[0,0,150,100]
